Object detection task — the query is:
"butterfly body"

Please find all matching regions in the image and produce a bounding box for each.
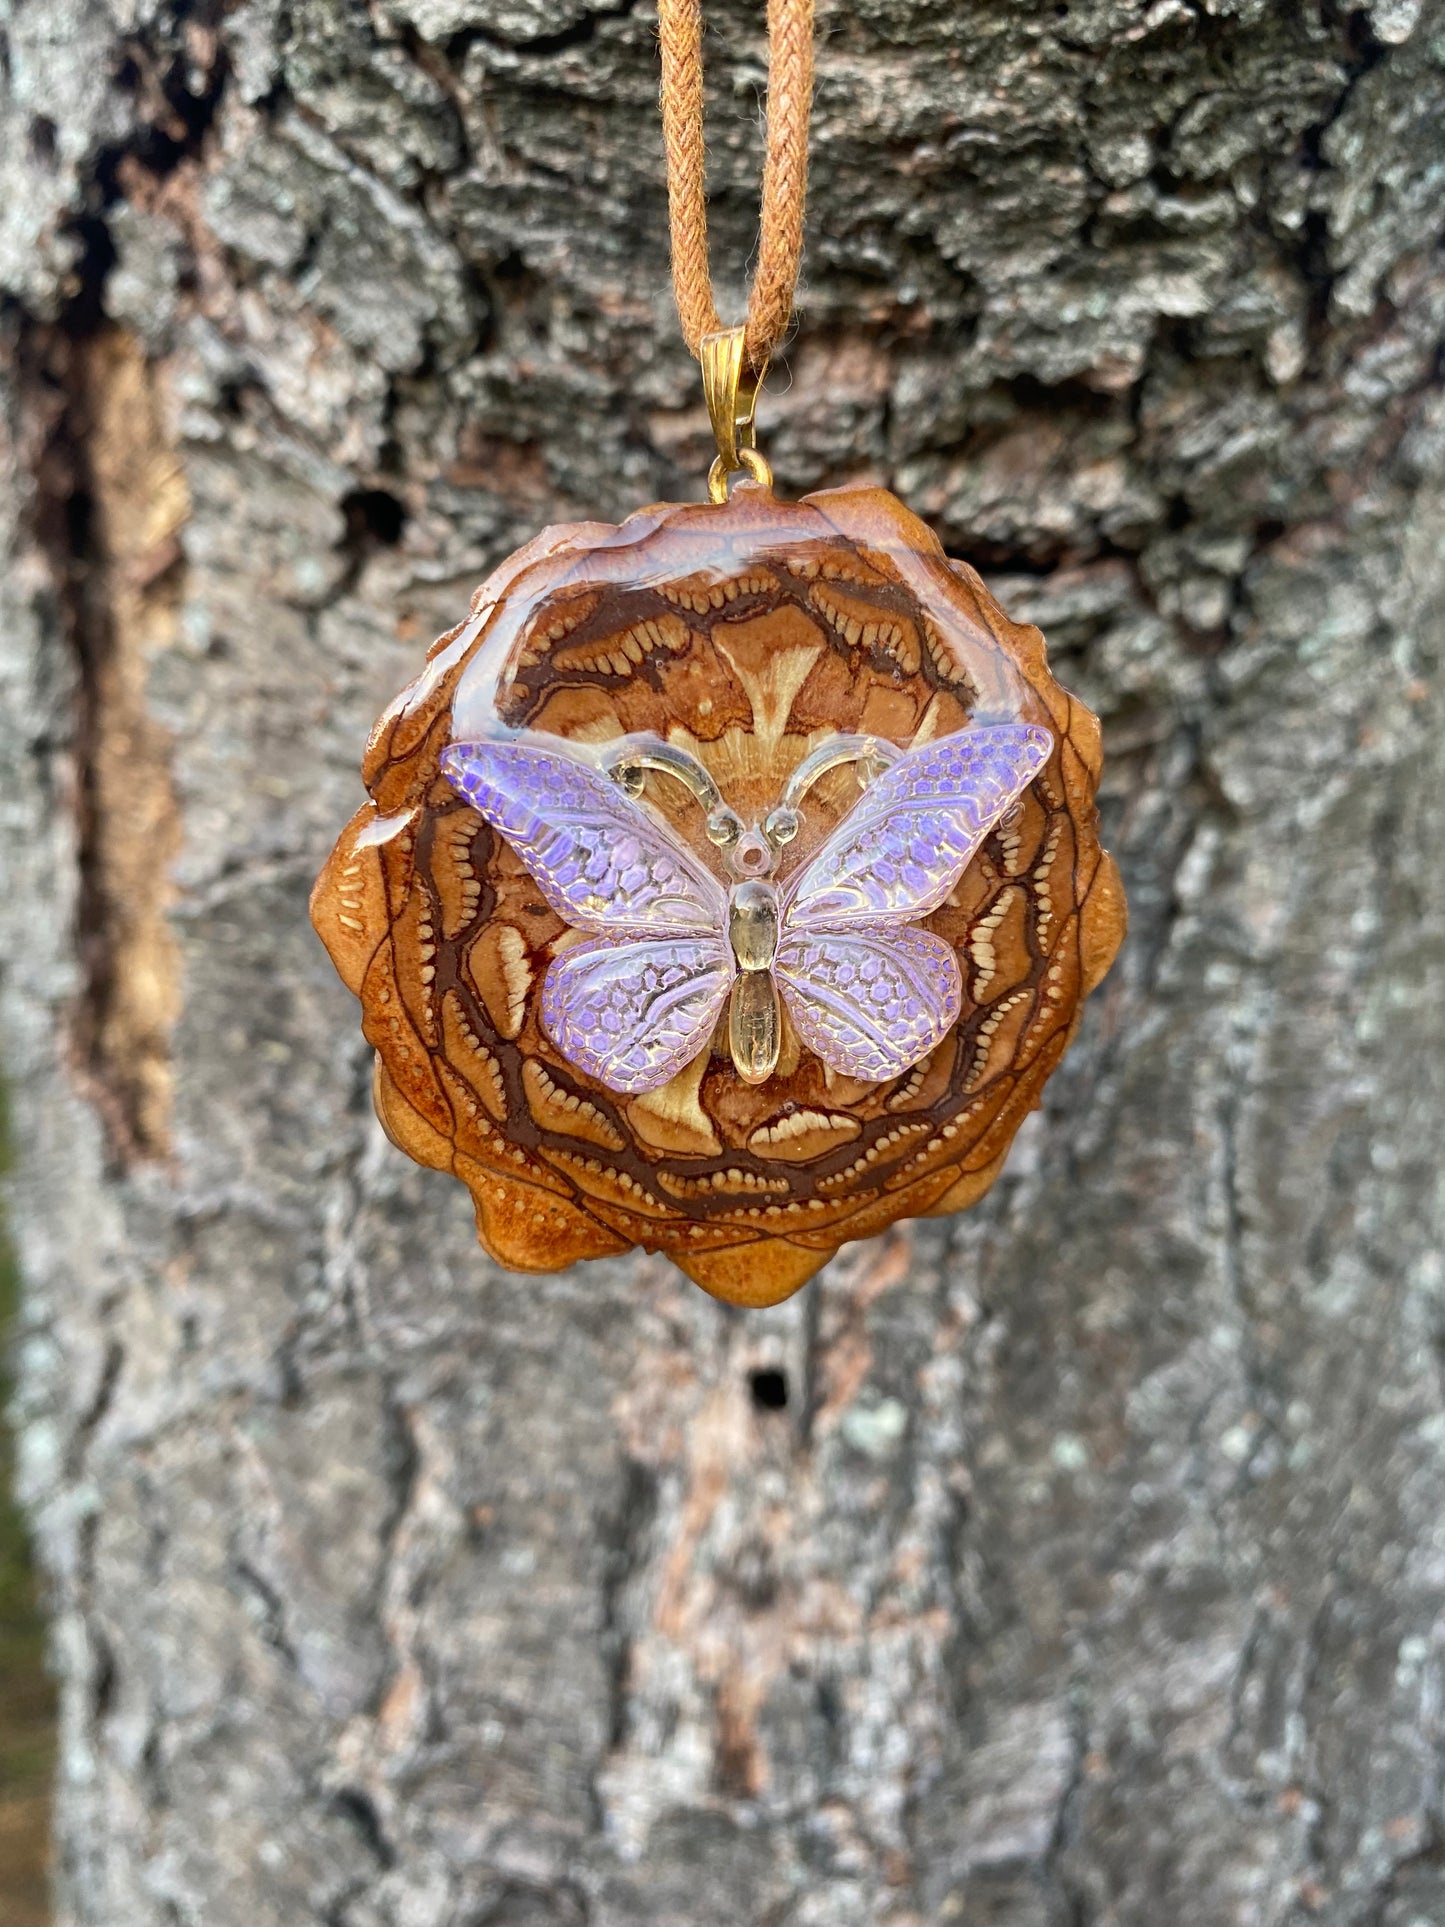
[726,877,783,1083]
[440,723,1052,1098]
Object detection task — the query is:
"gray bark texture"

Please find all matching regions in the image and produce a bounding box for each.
[1,0,1444,1922]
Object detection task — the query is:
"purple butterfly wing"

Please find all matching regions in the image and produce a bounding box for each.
[542,937,733,1094]
[441,738,726,935]
[775,927,961,1082]
[442,739,732,1093]
[775,723,1050,1080]
[783,723,1053,929]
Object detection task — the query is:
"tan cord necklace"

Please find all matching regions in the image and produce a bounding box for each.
[657,0,815,496]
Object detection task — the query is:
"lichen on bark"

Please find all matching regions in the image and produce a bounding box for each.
[1,2,1444,1923]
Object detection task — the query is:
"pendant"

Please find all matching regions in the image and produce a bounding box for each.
[312,341,1125,1306]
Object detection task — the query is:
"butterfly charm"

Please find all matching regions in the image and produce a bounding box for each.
[439,725,1052,1096]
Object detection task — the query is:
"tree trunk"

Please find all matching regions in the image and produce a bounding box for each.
[2,1,1444,1921]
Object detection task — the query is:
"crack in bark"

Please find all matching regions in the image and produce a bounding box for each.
[20,321,184,1165]
[11,11,227,1165]
[439,0,643,67]
[232,1556,301,1669]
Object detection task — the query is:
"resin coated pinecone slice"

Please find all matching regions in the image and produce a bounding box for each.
[312,483,1125,1306]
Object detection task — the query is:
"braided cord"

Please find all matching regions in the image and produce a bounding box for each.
[657,0,814,370]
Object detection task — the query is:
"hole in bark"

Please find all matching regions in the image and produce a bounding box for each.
[29,116,57,167]
[341,486,407,549]
[91,1636,117,1720]
[329,1787,396,1868]
[749,1367,788,1411]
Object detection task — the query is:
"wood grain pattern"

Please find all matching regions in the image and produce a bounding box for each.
[313,483,1124,1303]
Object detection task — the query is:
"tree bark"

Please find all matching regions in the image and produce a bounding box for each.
[2,1,1444,1922]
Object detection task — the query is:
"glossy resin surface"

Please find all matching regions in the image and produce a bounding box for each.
[312,483,1125,1304]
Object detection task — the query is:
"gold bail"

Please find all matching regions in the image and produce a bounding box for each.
[700,325,773,502]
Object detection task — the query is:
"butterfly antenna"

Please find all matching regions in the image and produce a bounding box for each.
[600,733,746,851]
[779,734,903,813]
